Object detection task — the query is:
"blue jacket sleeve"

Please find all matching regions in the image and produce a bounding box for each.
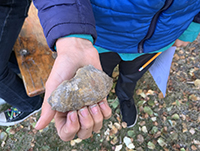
[33,0,97,51]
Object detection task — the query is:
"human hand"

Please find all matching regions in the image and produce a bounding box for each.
[35,37,112,141]
[173,39,190,47]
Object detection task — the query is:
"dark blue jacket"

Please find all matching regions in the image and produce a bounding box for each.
[33,0,200,53]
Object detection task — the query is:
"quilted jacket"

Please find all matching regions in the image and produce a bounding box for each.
[33,0,200,53]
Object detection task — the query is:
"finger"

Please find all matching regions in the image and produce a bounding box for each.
[89,104,103,133]
[35,99,56,130]
[98,99,112,119]
[77,107,94,139]
[55,111,80,141]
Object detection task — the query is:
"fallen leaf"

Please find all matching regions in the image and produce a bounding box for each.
[122,122,127,128]
[158,92,164,99]
[1,141,6,148]
[144,113,149,119]
[189,94,197,101]
[161,127,168,134]
[108,121,113,128]
[114,123,121,130]
[153,121,158,126]
[104,128,110,136]
[115,113,121,123]
[74,138,82,143]
[127,143,135,149]
[106,136,110,141]
[148,100,155,106]
[0,132,7,142]
[172,113,180,120]
[198,116,200,123]
[109,125,118,135]
[137,100,146,107]
[173,53,180,60]
[170,131,178,140]
[172,100,182,106]
[166,106,173,112]
[111,136,118,145]
[189,68,196,76]
[112,71,119,78]
[193,139,200,145]
[136,147,144,151]
[154,131,161,138]
[189,47,196,51]
[194,79,200,87]
[139,92,146,98]
[146,90,155,95]
[182,123,188,133]
[137,134,144,144]
[191,145,197,150]
[147,141,155,150]
[139,121,146,126]
[151,117,157,122]
[141,126,148,133]
[168,120,176,126]
[189,128,195,135]
[150,126,158,134]
[70,140,76,146]
[143,106,153,116]
[110,100,119,109]
[180,148,186,151]
[127,130,135,137]
[123,136,135,149]
[180,114,186,120]
[115,145,122,151]
[157,137,167,147]
[136,89,143,95]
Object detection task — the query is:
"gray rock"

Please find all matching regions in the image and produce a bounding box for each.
[48,65,113,112]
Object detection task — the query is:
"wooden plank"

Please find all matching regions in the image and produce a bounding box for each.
[13,3,55,97]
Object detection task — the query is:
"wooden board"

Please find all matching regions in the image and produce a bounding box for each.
[13,3,55,97]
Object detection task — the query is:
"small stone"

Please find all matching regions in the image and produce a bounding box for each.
[48,65,113,112]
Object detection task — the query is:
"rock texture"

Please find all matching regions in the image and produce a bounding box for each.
[48,65,113,112]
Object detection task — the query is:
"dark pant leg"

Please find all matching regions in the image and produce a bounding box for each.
[116,53,156,102]
[0,0,42,112]
[99,52,121,77]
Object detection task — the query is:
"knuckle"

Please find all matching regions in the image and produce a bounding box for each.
[79,134,92,140]
[105,108,112,118]
[60,135,74,142]
[82,122,93,130]
[95,115,103,124]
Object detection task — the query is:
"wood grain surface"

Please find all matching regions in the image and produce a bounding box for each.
[13,3,55,97]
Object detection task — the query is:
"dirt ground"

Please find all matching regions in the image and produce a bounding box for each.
[0,37,200,151]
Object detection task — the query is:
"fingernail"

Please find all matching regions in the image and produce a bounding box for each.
[69,111,77,122]
[99,101,107,110]
[79,107,88,117]
[90,104,98,115]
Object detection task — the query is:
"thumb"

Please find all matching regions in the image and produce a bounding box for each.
[35,99,56,130]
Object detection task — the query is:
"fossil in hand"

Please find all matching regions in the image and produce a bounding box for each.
[48,65,113,112]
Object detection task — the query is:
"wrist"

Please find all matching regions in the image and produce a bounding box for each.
[56,37,93,55]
